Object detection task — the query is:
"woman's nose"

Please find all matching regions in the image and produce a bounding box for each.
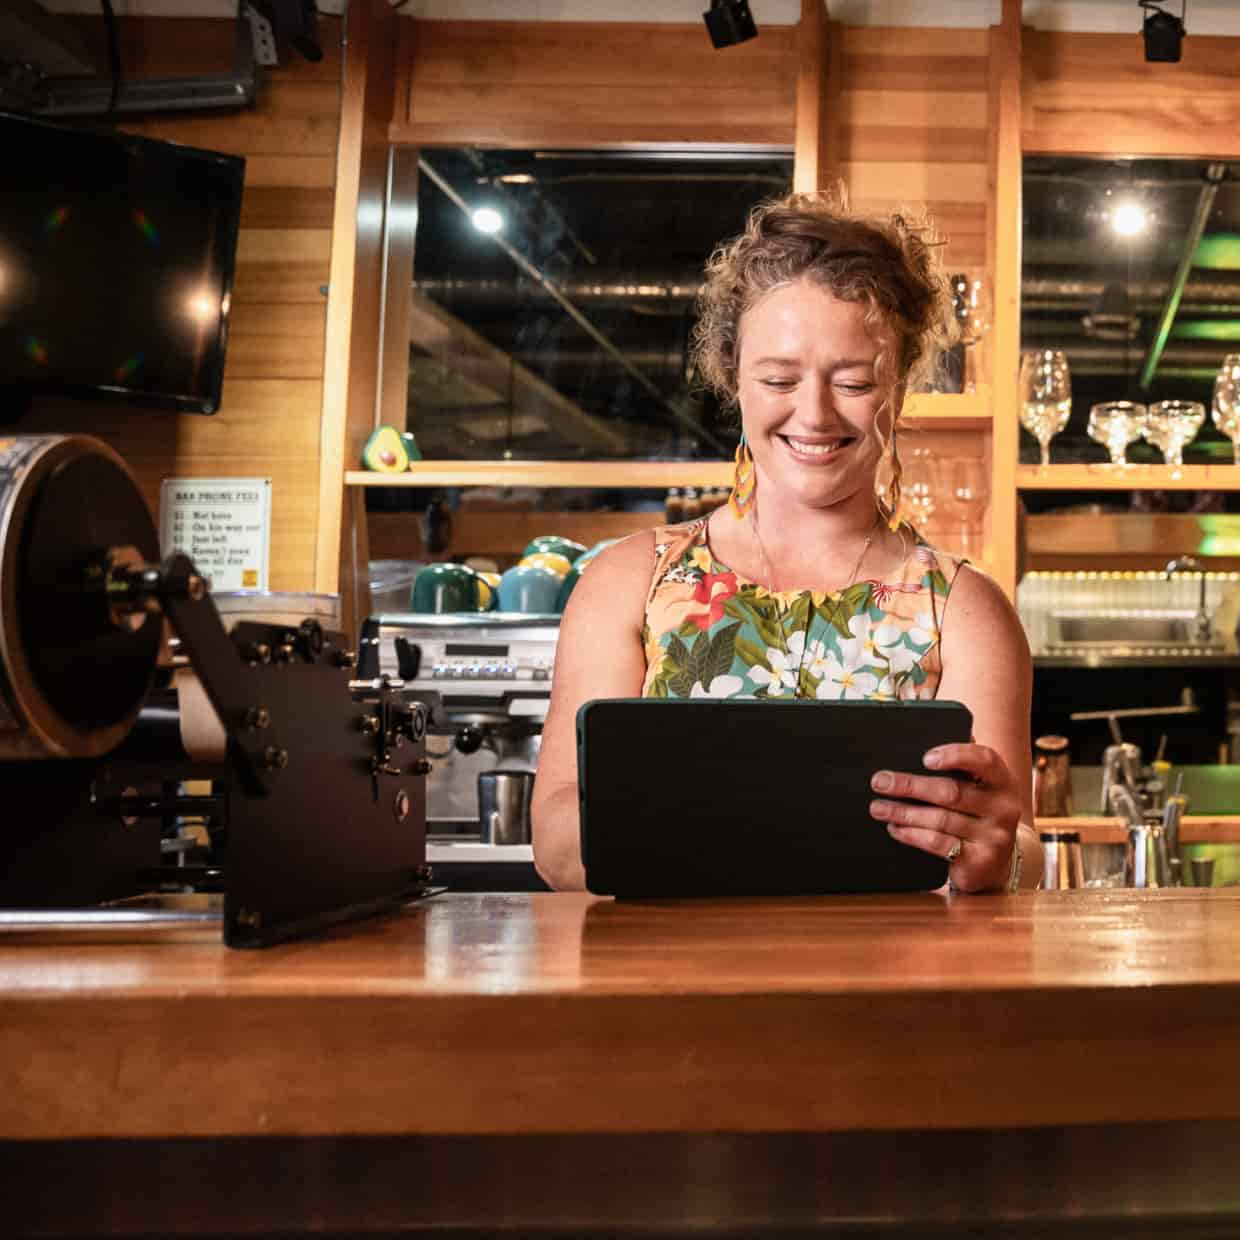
[800,378,837,423]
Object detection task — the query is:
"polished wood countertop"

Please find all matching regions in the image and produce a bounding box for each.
[4,890,1240,1143]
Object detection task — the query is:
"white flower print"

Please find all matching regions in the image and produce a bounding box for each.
[747,629,805,697]
[803,638,829,680]
[815,646,880,700]
[908,610,940,650]
[873,618,919,678]
[690,674,745,699]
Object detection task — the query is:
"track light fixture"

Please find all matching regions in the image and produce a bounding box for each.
[1140,1,1186,63]
[703,0,758,50]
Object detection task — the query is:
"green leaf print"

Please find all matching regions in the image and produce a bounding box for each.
[818,583,868,640]
[705,622,741,687]
[686,631,712,689]
[666,632,692,669]
[786,593,812,633]
[668,668,696,697]
[676,618,701,640]
[734,634,769,671]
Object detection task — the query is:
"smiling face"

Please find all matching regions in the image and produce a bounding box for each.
[735,278,897,514]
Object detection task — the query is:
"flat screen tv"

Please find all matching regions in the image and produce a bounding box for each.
[0,110,245,415]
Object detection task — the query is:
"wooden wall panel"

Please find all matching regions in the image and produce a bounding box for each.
[18,15,343,593]
[1024,30,1240,158]
[393,21,798,147]
[837,26,990,275]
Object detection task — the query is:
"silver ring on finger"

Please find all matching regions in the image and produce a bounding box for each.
[945,837,963,864]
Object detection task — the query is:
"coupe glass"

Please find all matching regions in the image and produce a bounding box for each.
[1018,350,1072,470]
[1087,400,1147,466]
[1212,354,1240,464]
[1145,399,1205,470]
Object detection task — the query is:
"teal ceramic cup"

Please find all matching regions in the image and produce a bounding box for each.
[524,535,587,564]
[497,564,561,614]
[411,562,480,614]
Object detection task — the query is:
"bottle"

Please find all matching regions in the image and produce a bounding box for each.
[681,487,702,519]
[665,488,685,523]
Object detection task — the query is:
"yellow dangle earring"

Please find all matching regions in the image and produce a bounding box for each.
[728,430,756,519]
[884,431,904,531]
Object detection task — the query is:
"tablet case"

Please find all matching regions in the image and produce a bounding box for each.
[577,698,973,898]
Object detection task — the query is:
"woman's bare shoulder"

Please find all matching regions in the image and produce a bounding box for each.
[942,563,1030,662]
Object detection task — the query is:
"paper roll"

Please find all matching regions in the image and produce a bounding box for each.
[174,668,227,762]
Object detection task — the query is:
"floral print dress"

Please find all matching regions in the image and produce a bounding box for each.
[640,520,965,702]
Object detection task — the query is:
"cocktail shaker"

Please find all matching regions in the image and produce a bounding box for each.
[1040,830,1085,889]
[1033,734,1073,817]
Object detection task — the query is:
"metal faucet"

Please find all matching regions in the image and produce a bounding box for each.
[1165,554,1212,643]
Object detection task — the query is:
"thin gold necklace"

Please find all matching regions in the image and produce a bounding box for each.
[750,509,878,698]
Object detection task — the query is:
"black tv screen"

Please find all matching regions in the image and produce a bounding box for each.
[0,111,244,415]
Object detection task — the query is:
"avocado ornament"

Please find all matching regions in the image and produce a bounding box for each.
[362,425,409,473]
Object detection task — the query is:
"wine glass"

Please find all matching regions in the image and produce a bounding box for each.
[902,445,939,530]
[947,458,989,557]
[1087,400,1147,466]
[1212,354,1240,465]
[1018,350,1072,470]
[951,274,992,393]
[1146,399,1205,472]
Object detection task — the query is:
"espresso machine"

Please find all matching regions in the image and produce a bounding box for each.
[359,613,559,889]
[0,434,434,945]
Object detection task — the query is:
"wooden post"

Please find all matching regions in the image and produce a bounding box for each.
[317,0,399,623]
[985,0,1022,598]
[793,0,841,194]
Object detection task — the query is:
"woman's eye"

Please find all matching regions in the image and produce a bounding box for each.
[760,378,796,390]
[837,383,874,395]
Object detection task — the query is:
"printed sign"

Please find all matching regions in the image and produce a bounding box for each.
[159,477,272,592]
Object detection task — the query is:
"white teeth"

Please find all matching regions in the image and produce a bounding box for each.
[785,438,844,456]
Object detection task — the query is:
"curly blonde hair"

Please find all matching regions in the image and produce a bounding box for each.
[690,190,958,521]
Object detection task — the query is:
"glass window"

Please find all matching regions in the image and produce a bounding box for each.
[403,147,793,462]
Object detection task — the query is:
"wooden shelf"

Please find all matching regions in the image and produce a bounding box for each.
[1037,816,1240,846]
[345,395,991,489]
[346,461,736,489]
[1017,464,1240,491]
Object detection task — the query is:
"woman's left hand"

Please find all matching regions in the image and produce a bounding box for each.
[868,742,1023,892]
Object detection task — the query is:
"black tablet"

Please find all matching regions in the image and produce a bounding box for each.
[576,697,973,898]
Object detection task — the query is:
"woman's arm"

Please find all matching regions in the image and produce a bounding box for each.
[531,534,654,891]
[869,564,1042,891]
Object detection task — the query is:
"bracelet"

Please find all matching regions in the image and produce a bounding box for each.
[948,831,1024,895]
[1006,832,1024,893]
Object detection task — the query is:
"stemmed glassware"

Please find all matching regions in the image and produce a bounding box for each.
[1145,399,1205,473]
[951,275,991,394]
[1018,349,1072,470]
[1212,354,1240,464]
[1087,400,1147,466]
[902,445,939,530]
[947,458,988,557]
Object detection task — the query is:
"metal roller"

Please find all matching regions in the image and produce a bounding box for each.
[0,434,162,760]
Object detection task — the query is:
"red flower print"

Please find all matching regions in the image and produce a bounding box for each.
[691,569,738,630]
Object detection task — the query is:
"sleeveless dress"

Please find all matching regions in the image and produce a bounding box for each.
[640,520,966,702]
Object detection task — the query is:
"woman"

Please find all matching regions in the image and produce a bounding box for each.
[532,191,1039,893]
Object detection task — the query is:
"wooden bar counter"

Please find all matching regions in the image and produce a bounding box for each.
[5,890,1240,1236]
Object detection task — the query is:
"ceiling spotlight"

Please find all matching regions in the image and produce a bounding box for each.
[1140,1,1185,63]
[703,0,758,50]
[471,206,504,235]
[1110,200,1149,237]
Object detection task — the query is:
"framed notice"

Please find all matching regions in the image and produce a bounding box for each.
[159,477,272,592]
